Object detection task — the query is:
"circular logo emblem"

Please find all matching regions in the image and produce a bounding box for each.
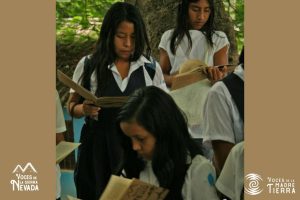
[244,173,263,195]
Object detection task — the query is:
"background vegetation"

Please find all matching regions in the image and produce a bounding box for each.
[223,0,244,50]
[56,0,120,43]
[56,0,243,47]
[56,0,244,103]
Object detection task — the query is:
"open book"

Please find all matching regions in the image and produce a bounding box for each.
[66,195,82,200]
[99,175,169,200]
[171,64,236,91]
[57,70,128,108]
[56,141,81,164]
[170,79,211,126]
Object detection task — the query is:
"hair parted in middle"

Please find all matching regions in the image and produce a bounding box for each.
[170,0,216,55]
[117,86,202,200]
[80,2,151,94]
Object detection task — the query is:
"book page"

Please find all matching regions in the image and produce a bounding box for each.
[57,70,97,102]
[56,141,80,164]
[170,79,211,126]
[121,179,169,200]
[171,71,207,90]
[171,64,236,91]
[57,70,128,107]
[99,175,133,200]
[66,195,82,200]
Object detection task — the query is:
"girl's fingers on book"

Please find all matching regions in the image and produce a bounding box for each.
[206,66,227,84]
[83,100,100,108]
[82,102,101,116]
[83,99,94,105]
[221,65,228,73]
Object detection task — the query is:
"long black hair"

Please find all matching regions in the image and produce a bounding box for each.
[117,86,202,200]
[239,46,244,68]
[170,0,215,55]
[80,2,151,95]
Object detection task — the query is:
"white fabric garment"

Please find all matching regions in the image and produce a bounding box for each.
[159,29,229,140]
[139,155,219,200]
[70,55,168,94]
[170,79,211,138]
[216,142,244,200]
[202,65,244,144]
[139,161,159,186]
[56,90,67,199]
[56,90,67,133]
[159,29,229,74]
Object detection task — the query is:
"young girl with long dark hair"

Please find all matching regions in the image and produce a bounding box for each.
[159,0,229,88]
[118,86,219,200]
[67,2,167,200]
[159,0,230,157]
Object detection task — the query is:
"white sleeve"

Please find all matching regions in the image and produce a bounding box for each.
[152,61,168,92]
[202,82,236,143]
[158,30,171,51]
[182,155,219,200]
[216,142,244,200]
[56,91,66,133]
[213,31,230,53]
[70,56,87,93]
[215,149,236,198]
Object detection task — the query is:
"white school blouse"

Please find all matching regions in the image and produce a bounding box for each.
[159,29,229,74]
[139,155,219,200]
[202,65,244,144]
[216,142,244,200]
[70,55,168,94]
[159,30,229,140]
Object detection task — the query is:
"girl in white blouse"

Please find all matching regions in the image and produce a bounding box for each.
[118,86,219,200]
[159,0,229,88]
[159,0,230,159]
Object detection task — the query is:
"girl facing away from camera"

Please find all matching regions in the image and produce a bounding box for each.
[159,0,229,88]
[118,86,219,200]
[67,2,167,200]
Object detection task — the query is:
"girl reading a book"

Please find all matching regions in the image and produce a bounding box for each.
[159,0,229,87]
[118,86,219,200]
[159,0,230,159]
[202,47,244,176]
[67,2,167,200]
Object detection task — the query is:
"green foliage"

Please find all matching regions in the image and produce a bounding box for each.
[56,0,244,52]
[56,0,121,20]
[56,0,122,44]
[223,0,244,52]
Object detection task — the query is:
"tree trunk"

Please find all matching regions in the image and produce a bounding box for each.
[125,0,239,64]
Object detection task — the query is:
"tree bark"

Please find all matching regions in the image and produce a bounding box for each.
[125,0,239,64]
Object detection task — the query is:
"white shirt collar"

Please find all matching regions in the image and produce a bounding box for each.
[108,55,151,71]
[234,64,244,81]
[105,55,152,92]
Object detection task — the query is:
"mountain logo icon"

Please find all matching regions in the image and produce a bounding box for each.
[12,163,37,174]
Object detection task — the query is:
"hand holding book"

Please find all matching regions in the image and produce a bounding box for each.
[57,70,128,108]
[205,65,229,84]
[82,99,101,118]
[171,60,236,90]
